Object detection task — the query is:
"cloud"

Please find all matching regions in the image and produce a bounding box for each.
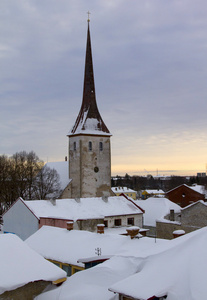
[1,0,207,175]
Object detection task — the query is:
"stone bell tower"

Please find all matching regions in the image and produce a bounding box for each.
[67,18,112,198]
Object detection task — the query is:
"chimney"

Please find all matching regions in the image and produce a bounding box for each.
[173,229,185,239]
[102,196,108,202]
[67,221,74,231]
[170,209,175,221]
[97,224,105,234]
[50,199,56,206]
[126,226,140,239]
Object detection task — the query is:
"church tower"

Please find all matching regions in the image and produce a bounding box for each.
[67,19,112,198]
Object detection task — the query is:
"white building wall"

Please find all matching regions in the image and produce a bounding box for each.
[3,199,39,240]
[105,214,143,228]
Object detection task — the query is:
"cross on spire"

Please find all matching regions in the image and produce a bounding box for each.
[87,11,91,22]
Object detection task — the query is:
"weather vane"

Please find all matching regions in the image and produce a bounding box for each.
[87,11,91,22]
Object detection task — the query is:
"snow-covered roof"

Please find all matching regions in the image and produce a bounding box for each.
[111,187,136,193]
[23,196,143,221]
[167,183,205,195]
[33,227,168,300]
[181,199,207,210]
[69,113,111,136]
[0,234,66,295]
[143,189,165,194]
[190,184,205,194]
[134,197,181,226]
[109,226,207,300]
[26,226,168,268]
[44,161,70,190]
[69,23,111,137]
[35,256,141,300]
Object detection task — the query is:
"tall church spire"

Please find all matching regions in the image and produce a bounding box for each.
[69,20,111,136]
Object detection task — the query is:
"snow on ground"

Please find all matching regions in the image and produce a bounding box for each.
[0,234,66,295]
[135,197,181,226]
[110,226,207,300]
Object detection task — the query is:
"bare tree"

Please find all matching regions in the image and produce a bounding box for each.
[0,151,62,214]
[31,165,62,200]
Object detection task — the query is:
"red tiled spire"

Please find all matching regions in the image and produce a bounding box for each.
[69,21,111,136]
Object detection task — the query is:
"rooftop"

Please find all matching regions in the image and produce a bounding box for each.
[22,195,143,221]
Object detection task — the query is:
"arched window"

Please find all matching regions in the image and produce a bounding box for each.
[89,141,92,151]
[73,142,76,151]
[99,142,103,151]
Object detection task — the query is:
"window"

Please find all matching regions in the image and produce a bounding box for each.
[89,141,92,151]
[104,220,108,228]
[99,142,103,151]
[53,262,61,268]
[73,142,76,151]
[62,264,72,276]
[114,219,121,226]
[127,217,134,226]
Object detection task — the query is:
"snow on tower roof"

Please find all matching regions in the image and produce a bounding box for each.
[69,21,111,137]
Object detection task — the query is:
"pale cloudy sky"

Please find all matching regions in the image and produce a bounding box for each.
[1,0,207,176]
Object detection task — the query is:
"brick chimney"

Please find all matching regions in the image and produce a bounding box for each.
[173,229,185,239]
[97,224,105,234]
[67,221,74,231]
[126,226,140,239]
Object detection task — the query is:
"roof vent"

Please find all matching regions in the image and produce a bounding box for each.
[97,224,105,234]
[126,226,140,239]
[67,221,74,231]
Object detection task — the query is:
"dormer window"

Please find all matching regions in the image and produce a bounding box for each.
[73,142,76,151]
[99,142,103,151]
[89,141,92,151]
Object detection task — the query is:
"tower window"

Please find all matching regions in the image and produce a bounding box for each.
[99,142,103,151]
[73,142,76,151]
[89,141,92,151]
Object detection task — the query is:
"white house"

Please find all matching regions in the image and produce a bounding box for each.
[3,195,144,240]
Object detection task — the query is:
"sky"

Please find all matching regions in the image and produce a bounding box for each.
[1,0,207,177]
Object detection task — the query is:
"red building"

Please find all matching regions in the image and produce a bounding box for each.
[166,184,205,207]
